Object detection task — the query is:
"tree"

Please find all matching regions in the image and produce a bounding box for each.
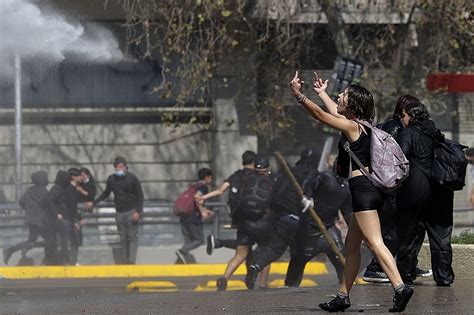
[117,0,473,138]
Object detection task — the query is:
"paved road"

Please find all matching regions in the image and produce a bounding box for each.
[1,275,473,314]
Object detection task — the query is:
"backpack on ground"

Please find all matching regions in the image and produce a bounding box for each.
[344,119,410,192]
[415,127,468,191]
[173,182,205,216]
[235,171,273,221]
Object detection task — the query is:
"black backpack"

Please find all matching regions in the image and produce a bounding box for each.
[235,171,273,221]
[432,138,468,191]
[416,127,468,191]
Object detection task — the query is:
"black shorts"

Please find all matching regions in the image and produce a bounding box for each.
[348,176,384,212]
[236,213,274,246]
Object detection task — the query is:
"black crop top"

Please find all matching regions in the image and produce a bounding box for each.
[337,130,371,175]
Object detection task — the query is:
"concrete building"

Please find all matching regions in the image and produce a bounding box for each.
[0,0,472,211]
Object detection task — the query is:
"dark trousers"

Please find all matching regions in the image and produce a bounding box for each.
[57,219,73,265]
[180,222,204,255]
[285,225,345,286]
[70,224,83,265]
[43,219,59,265]
[116,210,139,264]
[365,195,398,273]
[251,215,299,270]
[5,225,45,258]
[396,168,432,281]
[217,239,238,249]
[424,184,455,285]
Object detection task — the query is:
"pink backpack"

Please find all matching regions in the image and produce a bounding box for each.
[344,120,410,192]
[173,182,205,216]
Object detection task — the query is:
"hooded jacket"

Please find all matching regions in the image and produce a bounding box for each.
[40,170,70,222]
[397,119,439,176]
[303,171,352,228]
[19,170,49,227]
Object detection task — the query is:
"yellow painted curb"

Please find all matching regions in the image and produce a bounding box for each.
[194,280,247,291]
[126,281,177,292]
[355,277,368,285]
[268,278,317,288]
[0,262,327,279]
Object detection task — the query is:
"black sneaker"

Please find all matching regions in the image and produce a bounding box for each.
[175,250,187,264]
[415,266,432,278]
[206,235,215,255]
[319,295,351,312]
[3,248,12,265]
[245,265,259,290]
[216,277,227,291]
[389,285,414,312]
[362,270,390,283]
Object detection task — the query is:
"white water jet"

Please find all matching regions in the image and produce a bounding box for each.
[0,0,123,80]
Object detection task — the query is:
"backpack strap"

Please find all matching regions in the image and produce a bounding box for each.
[343,141,376,186]
[354,119,372,131]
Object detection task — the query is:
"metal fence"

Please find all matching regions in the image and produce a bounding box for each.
[1,202,473,248]
[0,202,233,248]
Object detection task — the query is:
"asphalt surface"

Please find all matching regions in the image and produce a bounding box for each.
[1,275,473,314]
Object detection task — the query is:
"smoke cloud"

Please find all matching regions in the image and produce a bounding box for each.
[0,0,123,80]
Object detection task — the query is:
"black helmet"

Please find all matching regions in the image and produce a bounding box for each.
[255,156,270,170]
[299,147,318,163]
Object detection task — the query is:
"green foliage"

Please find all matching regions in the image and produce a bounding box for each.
[452,230,474,244]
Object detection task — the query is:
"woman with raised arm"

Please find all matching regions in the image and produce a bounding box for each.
[289,71,413,313]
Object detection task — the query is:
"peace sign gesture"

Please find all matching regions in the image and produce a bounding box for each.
[313,71,328,94]
[289,71,304,96]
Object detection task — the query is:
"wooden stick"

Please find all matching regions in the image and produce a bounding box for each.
[274,151,346,265]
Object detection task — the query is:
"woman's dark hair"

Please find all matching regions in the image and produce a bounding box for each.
[404,102,430,125]
[346,84,375,122]
[67,167,81,177]
[80,167,92,177]
[394,95,420,118]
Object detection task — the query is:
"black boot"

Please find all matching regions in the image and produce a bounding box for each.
[216,277,228,291]
[389,286,414,312]
[245,265,260,290]
[319,295,351,312]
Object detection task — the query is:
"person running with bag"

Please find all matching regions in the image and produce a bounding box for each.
[289,71,413,313]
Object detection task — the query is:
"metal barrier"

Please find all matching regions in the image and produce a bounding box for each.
[0,202,232,247]
[1,202,472,246]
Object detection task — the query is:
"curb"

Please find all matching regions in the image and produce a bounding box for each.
[0,262,327,279]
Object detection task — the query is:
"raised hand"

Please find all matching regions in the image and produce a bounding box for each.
[289,71,304,96]
[313,71,328,94]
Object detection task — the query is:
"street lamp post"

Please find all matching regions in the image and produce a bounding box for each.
[14,53,23,203]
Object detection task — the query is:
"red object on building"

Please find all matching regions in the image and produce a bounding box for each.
[426,73,474,93]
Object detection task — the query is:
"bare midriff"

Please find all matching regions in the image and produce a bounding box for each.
[351,166,370,178]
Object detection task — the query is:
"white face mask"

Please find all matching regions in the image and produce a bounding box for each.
[83,177,90,184]
[115,170,125,176]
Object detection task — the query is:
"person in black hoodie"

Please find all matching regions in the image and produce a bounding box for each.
[54,168,83,265]
[41,170,70,265]
[3,170,49,265]
[67,167,97,266]
[90,156,144,264]
[285,149,352,287]
[245,149,327,289]
[396,102,455,286]
[363,95,421,282]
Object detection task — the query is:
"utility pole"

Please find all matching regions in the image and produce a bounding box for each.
[14,53,23,202]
